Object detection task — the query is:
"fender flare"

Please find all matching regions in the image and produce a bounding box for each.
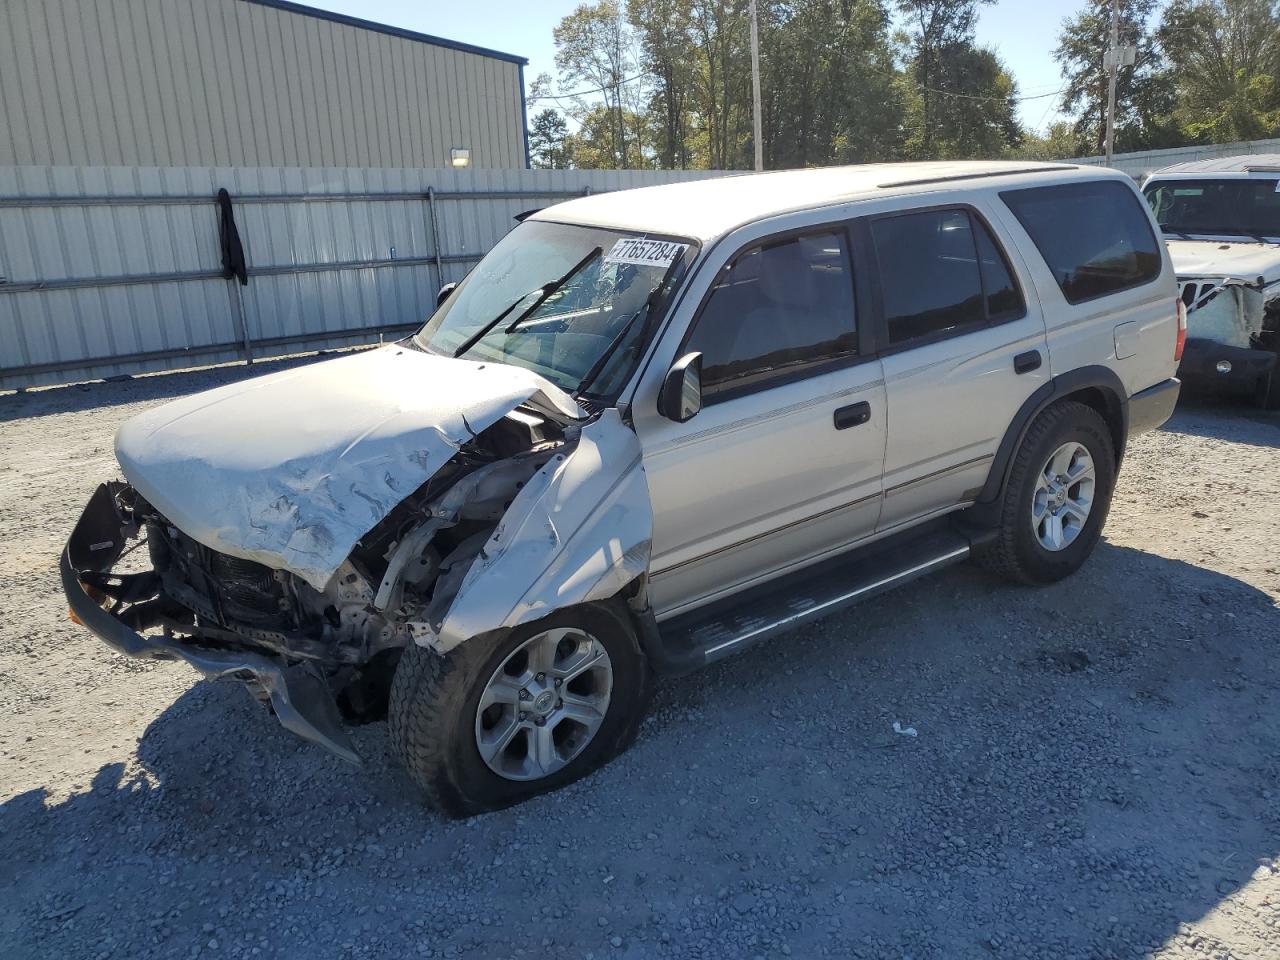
[428,409,655,654]
[978,365,1128,506]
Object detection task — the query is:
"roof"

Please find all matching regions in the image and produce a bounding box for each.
[242,0,528,65]
[1150,154,1280,176]
[532,161,1115,243]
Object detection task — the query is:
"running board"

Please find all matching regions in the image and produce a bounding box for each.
[655,525,971,672]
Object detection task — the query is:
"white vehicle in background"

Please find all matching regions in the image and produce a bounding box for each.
[1143,155,1280,407]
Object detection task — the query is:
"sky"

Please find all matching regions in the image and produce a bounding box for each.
[307,0,1147,135]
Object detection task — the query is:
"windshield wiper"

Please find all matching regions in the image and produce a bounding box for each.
[451,290,536,358]
[576,256,688,399]
[1159,223,1194,240]
[504,246,602,335]
[576,293,658,398]
[451,246,602,359]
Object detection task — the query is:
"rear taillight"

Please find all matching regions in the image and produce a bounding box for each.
[1174,298,1187,361]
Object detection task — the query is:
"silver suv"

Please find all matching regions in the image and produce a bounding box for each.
[63,162,1182,815]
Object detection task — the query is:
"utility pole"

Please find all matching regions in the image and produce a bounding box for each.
[1103,0,1135,166]
[749,0,763,172]
[1104,0,1119,165]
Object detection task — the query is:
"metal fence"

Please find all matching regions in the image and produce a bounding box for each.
[0,166,727,390]
[8,139,1278,390]
[1074,137,1280,180]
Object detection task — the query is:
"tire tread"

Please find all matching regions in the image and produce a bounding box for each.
[974,399,1113,585]
[388,602,652,817]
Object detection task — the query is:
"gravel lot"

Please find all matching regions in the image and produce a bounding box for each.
[1,358,1278,960]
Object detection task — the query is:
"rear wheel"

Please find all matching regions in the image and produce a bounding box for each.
[388,602,651,816]
[975,400,1116,585]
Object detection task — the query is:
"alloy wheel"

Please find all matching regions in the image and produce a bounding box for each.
[1030,441,1096,552]
[474,627,613,781]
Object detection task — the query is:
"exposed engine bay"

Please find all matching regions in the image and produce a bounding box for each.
[1178,275,1280,351]
[78,408,573,718]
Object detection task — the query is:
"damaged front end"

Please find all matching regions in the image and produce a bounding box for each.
[63,353,654,763]
[1175,274,1280,393]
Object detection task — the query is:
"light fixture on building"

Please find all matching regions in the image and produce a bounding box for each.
[450,148,471,169]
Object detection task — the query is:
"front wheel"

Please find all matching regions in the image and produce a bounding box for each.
[388,602,652,816]
[975,400,1116,585]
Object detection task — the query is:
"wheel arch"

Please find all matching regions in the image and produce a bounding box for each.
[978,365,1128,507]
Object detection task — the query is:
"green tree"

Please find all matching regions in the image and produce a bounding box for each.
[627,0,697,168]
[900,43,1023,158]
[528,108,572,168]
[1054,0,1176,154]
[760,0,905,166]
[688,0,753,169]
[1156,0,1280,143]
[897,0,997,154]
[552,0,923,169]
[555,1,637,167]
[1014,120,1089,160]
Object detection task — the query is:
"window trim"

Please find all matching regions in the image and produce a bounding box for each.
[1000,179,1162,307]
[861,202,1029,356]
[675,219,871,407]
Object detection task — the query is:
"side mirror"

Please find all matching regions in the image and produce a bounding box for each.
[658,352,703,423]
[436,281,458,309]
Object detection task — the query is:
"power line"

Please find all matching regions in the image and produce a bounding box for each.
[533,68,1066,108]
[528,73,647,103]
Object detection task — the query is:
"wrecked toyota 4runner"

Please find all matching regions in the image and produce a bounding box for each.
[1143,156,1280,407]
[65,163,1181,815]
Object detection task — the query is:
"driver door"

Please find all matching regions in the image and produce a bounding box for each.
[632,223,887,620]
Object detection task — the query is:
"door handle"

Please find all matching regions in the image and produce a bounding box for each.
[833,401,871,430]
[1014,350,1042,374]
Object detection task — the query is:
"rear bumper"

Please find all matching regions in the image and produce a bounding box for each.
[1177,338,1277,393]
[1128,377,1180,436]
[61,483,360,764]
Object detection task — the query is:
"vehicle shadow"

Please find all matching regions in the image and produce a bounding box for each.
[1167,388,1280,447]
[2,543,1277,959]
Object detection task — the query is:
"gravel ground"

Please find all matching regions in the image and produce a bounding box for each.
[1,358,1278,960]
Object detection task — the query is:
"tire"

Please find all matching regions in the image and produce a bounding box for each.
[975,399,1116,585]
[388,601,652,817]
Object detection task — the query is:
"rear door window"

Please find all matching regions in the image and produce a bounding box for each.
[869,208,1026,347]
[684,230,857,400]
[1001,180,1161,304]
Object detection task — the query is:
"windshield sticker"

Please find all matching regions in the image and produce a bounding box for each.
[604,238,687,269]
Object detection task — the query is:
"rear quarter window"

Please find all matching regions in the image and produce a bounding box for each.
[1001,180,1162,304]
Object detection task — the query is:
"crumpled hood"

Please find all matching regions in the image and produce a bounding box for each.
[115,345,584,590]
[1166,239,1280,285]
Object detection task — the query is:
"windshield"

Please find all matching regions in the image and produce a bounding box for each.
[415,220,695,396]
[1143,178,1280,240]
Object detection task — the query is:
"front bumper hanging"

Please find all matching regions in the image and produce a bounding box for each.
[61,483,360,764]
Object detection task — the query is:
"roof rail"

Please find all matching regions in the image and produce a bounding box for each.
[876,165,1073,189]
[1244,164,1280,173]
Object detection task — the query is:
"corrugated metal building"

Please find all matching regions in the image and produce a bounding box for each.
[0,0,530,169]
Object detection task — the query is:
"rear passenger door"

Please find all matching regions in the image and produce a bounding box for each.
[866,204,1050,530]
[996,179,1173,398]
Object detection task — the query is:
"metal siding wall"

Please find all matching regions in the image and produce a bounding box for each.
[0,165,729,389]
[1074,138,1280,178]
[1,0,526,169]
